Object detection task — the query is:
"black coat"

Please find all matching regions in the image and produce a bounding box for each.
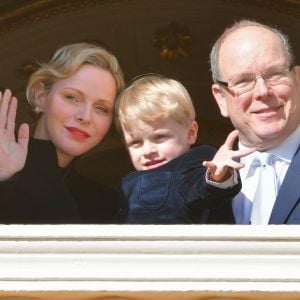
[0,138,118,224]
[118,145,241,224]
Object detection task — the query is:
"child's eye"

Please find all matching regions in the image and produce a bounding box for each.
[155,135,168,143]
[128,140,142,148]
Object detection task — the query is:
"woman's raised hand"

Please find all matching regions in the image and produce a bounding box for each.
[0,89,29,181]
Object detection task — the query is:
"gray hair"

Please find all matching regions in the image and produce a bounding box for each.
[209,19,295,83]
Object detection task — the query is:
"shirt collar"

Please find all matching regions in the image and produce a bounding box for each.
[271,125,300,162]
[238,143,257,178]
[238,124,300,174]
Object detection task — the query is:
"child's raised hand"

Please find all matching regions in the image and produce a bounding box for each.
[0,89,29,181]
[202,130,255,182]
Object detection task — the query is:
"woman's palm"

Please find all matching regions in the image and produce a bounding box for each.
[0,91,29,181]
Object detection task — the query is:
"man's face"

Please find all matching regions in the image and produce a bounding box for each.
[212,26,300,150]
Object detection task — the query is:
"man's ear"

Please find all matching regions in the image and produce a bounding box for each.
[211,83,229,117]
[294,65,300,83]
[187,120,198,145]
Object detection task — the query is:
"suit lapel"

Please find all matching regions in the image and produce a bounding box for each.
[269,146,300,224]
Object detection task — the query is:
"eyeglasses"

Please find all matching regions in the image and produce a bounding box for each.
[216,65,294,97]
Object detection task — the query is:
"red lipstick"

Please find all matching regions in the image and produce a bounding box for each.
[66,127,90,140]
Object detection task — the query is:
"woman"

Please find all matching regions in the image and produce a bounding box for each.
[0,43,124,224]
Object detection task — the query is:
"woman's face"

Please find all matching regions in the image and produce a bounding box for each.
[34,64,117,167]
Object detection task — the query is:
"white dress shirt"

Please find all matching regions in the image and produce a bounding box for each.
[233,125,300,224]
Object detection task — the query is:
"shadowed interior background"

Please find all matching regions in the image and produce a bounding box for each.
[0,0,299,187]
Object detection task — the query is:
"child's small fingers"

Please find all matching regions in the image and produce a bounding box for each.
[203,161,216,171]
[203,161,214,167]
[224,130,239,148]
[228,161,245,170]
[214,168,222,177]
[239,148,256,157]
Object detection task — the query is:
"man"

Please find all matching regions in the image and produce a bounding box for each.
[209,20,300,224]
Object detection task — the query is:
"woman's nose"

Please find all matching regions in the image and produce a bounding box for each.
[76,106,91,124]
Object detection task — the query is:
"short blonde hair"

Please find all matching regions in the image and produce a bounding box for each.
[115,74,196,133]
[26,42,124,110]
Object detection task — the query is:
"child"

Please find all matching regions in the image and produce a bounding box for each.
[115,74,254,224]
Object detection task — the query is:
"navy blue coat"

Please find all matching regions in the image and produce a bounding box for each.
[118,145,241,224]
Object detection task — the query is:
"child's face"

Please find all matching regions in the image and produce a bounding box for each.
[122,118,198,170]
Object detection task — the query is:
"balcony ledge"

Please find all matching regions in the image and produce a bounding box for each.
[0,224,299,299]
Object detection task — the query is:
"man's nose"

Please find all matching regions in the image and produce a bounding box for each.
[253,76,270,99]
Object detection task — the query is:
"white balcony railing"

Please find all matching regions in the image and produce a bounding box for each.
[0,225,300,299]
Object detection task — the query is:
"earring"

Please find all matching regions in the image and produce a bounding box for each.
[34,106,42,113]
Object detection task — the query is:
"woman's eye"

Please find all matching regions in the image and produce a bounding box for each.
[65,95,78,102]
[95,106,109,114]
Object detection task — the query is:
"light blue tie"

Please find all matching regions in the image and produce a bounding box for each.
[250,152,277,225]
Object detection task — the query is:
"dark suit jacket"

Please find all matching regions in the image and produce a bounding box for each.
[0,138,118,224]
[208,146,300,224]
[269,145,300,224]
[118,145,241,224]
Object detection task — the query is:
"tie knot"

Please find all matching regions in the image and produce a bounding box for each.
[257,152,273,167]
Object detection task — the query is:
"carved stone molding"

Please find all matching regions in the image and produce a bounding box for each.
[0,0,300,35]
[153,21,192,61]
[0,225,299,299]
[0,0,130,34]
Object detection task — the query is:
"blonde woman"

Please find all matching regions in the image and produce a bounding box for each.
[0,43,124,223]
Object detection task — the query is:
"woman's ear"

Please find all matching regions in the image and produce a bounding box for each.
[211,83,229,117]
[33,83,47,111]
[187,120,198,145]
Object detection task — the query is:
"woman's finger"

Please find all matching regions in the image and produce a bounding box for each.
[0,90,12,128]
[17,123,30,150]
[6,96,17,134]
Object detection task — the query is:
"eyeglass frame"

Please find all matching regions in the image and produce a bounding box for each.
[216,64,295,96]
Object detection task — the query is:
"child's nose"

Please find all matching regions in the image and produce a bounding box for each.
[143,141,156,155]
